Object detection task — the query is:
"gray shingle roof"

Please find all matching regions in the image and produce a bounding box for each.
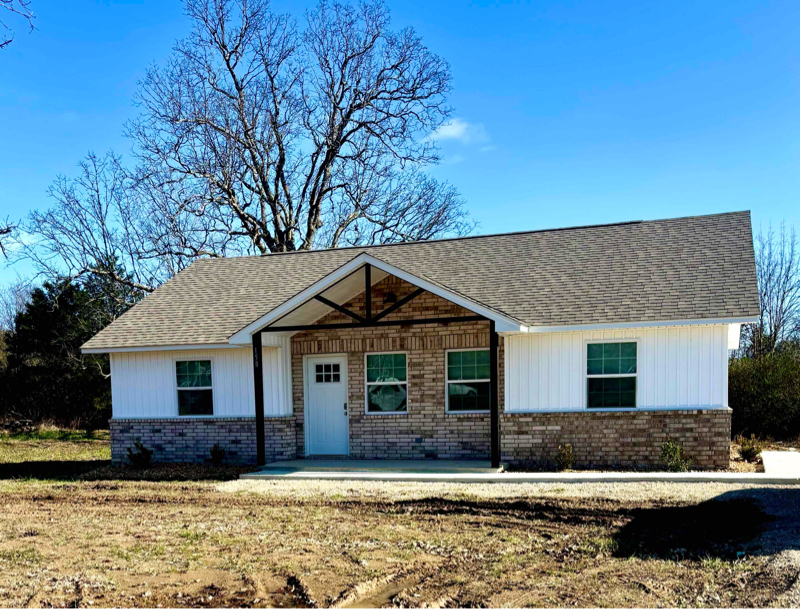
[82,211,759,350]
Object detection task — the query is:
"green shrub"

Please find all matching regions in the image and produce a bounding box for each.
[555,443,575,471]
[126,439,153,469]
[736,434,763,462]
[660,437,692,472]
[210,443,225,466]
[729,351,800,439]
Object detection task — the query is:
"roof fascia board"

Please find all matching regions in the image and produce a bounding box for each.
[81,334,293,354]
[228,253,525,344]
[82,343,245,354]
[507,316,759,335]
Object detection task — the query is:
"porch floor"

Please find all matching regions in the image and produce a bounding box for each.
[242,459,504,477]
[238,459,800,484]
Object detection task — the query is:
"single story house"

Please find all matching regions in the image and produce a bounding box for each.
[82,211,759,470]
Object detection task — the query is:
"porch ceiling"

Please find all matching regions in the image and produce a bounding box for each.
[265,264,389,330]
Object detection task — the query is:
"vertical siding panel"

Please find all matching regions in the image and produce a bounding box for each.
[270,348,280,416]
[639,329,648,407]
[136,353,145,417]
[515,337,525,412]
[563,333,571,409]
[530,336,537,410]
[165,352,175,416]
[687,329,696,407]
[538,335,546,409]
[714,326,724,406]
[722,325,729,407]
[668,329,678,407]
[284,337,293,415]
[699,327,707,406]
[551,334,561,410]
[569,333,578,409]
[657,328,666,407]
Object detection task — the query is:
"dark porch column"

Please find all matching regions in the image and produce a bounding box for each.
[252,331,265,466]
[490,320,501,468]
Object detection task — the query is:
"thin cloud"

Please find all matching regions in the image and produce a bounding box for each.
[429,118,489,144]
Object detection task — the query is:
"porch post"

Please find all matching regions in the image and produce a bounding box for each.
[252,331,265,466]
[490,320,501,468]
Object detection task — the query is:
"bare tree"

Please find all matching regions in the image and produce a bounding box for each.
[18,0,471,297]
[127,0,470,254]
[740,222,800,357]
[0,277,32,331]
[1,0,34,49]
[21,152,160,297]
[0,218,14,257]
[18,151,261,299]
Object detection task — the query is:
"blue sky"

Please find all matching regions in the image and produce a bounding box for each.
[1,0,798,284]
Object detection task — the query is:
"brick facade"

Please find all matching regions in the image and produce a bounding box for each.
[291,275,494,459]
[110,417,295,465]
[501,409,731,470]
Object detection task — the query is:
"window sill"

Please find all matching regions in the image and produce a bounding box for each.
[446,410,490,416]
[364,411,409,416]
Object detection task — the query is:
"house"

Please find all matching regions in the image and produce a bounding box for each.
[81,211,759,470]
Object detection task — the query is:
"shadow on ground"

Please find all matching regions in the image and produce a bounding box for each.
[388,487,800,561]
[0,460,252,481]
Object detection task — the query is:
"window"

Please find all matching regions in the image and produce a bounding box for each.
[446,349,491,413]
[365,353,407,413]
[315,363,341,383]
[586,342,637,409]
[176,360,213,416]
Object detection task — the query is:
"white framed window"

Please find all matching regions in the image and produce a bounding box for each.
[315,362,341,383]
[175,359,214,416]
[585,341,637,409]
[365,352,408,414]
[446,349,491,413]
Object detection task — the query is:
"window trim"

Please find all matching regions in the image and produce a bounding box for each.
[364,351,409,416]
[314,361,342,384]
[583,338,640,410]
[445,348,491,414]
[173,356,216,417]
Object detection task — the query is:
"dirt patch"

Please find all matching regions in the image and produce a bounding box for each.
[0,481,797,607]
[1,436,799,607]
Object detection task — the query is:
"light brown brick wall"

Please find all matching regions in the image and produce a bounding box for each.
[291,275,493,459]
[501,409,731,470]
[110,417,295,465]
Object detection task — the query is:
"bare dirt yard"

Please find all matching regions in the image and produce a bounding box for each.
[1,431,799,608]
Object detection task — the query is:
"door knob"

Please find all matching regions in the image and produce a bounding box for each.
[343,402,348,416]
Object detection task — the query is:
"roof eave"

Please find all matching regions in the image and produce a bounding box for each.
[508,315,759,334]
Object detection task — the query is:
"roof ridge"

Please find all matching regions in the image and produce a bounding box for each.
[193,210,750,262]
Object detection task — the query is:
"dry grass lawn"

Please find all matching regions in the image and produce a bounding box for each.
[0,431,799,608]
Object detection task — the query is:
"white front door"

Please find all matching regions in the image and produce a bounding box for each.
[305,355,349,455]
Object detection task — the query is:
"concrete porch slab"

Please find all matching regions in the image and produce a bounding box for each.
[239,460,800,484]
[249,459,505,474]
[762,450,800,477]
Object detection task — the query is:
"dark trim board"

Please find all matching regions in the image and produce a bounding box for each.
[490,320,500,468]
[262,315,486,333]
[252,332,266,466]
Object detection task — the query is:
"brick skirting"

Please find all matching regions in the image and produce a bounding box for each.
[501,408,732,470]
[109,417,295,465]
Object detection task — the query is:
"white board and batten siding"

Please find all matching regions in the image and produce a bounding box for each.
[109,336,292,418]
[504,324,732,412]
